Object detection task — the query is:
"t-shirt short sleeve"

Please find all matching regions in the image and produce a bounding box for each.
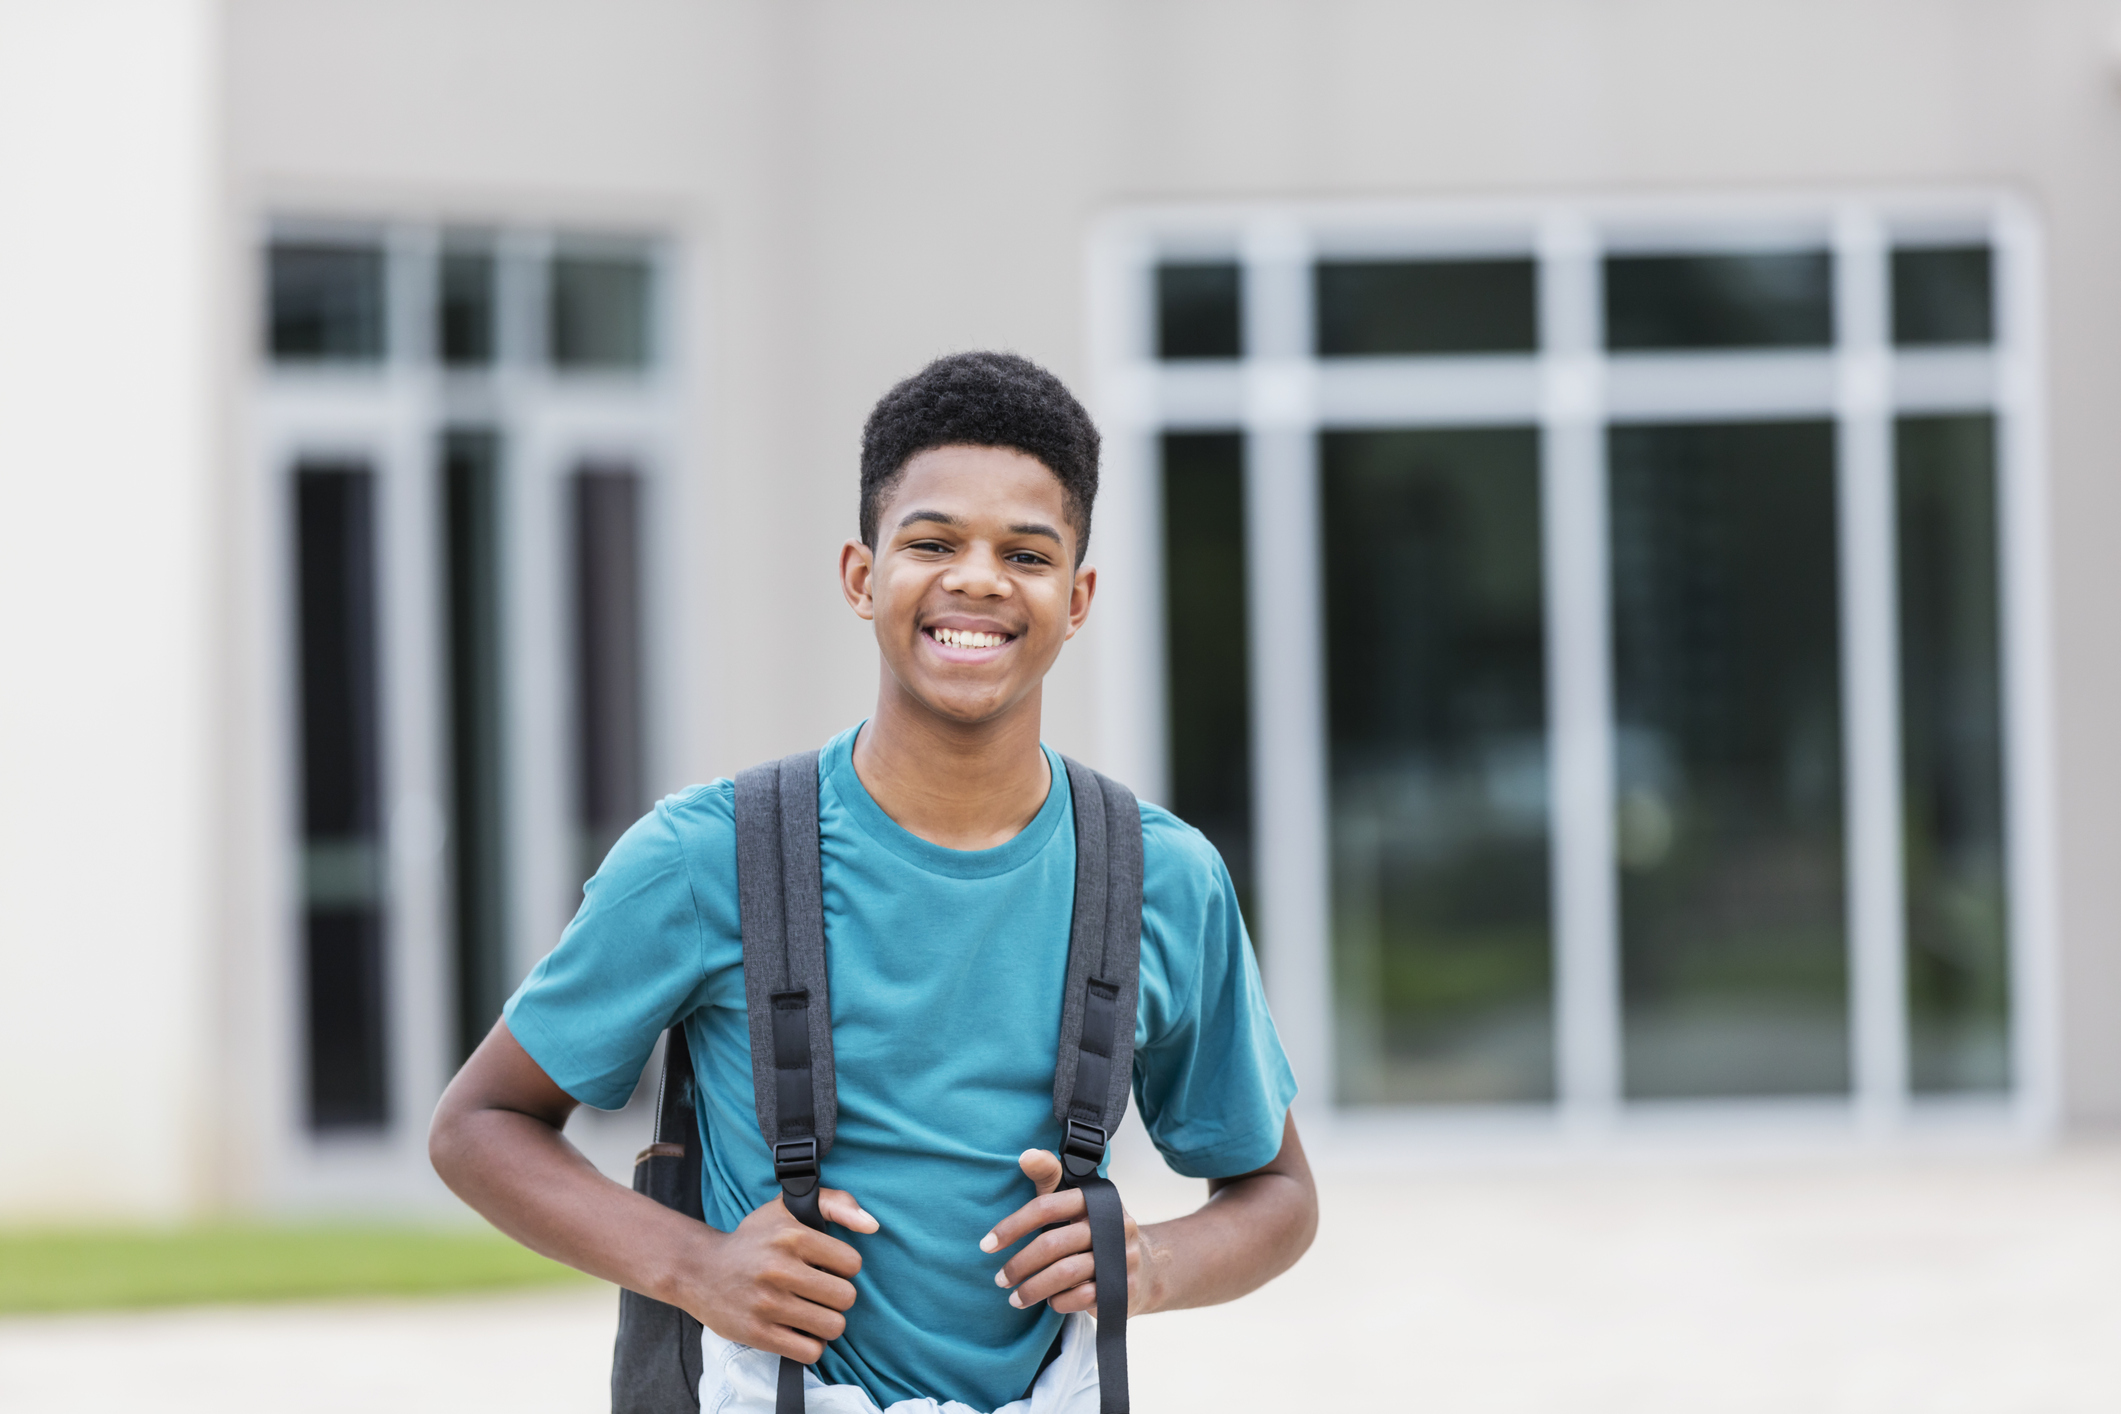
[502,782,731,1110]
[1131,804,1299,1179]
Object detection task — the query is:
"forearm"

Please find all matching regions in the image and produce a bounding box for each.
[1136,1114,1318,1315]
[430,1099,717,1307]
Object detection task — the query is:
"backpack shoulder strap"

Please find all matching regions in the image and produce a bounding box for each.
[734,750,837,1182]
[1052,755,1145,1158]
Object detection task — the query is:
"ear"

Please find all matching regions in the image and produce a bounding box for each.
[840,538,877,620]
[1062,562,1097,642]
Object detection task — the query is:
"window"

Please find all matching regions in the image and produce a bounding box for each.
[1097,197,2046,1133]
[263,224,674,1136]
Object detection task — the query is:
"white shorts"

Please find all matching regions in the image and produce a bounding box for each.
[699,1312,1101,1414]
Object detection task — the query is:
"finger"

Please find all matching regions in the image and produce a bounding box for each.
[995,1221,1090,1289]
[791,1228,866,1280]
[766,1290,850,1345]
[1046,1280,1098,1316]
[818,1187,880,1233]
[754,1318,829,1364]
[1018,1147,1064,1197]
[1007,1251,1097,1309]
[979,1188,1087,1253]
[782,1261,859,1314]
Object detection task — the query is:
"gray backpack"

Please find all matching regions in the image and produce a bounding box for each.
[612,750,1144,1414]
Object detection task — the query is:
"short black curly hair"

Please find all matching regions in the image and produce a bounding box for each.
[859,351,1101,562]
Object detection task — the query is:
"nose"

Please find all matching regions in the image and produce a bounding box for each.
[940,541,1011,599]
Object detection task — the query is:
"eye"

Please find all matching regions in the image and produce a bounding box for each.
[1006,550,1052,567]
[907,539,953,554]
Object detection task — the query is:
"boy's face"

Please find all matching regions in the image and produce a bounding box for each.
[840,444,1095,730]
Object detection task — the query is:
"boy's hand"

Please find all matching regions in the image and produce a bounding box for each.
[979,1149,1144,1317]
[687,1188,878,1363]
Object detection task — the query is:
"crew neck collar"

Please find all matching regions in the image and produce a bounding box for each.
[821,723,1070,879]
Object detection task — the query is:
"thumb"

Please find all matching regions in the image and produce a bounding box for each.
[1018,1148,1064,1197]
[818,1187,881,1234]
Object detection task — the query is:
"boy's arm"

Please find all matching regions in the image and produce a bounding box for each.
[981,1111,1317,1316]
[429,1018,879,1361]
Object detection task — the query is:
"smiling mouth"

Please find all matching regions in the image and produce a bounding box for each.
[925,626,1015,650]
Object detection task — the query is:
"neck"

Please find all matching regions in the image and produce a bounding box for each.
[851,672,1050,851]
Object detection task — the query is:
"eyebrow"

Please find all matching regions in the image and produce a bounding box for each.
[896,509,1064,545]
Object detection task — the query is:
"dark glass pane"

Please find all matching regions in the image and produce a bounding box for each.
[1609,420,1847,1098]
[1161,433,1253,926]
[1892,247,1994,347]
[443,430,509,1064]
[293,463,389,1129]
[1156,262,1242,360]
[1315,259,1537,356]
[573,466,648,890]
[270,243,385,362]
[1898,415,2009,1092]
[550,255,651,369]
[1605,252,1833,350]
[1323,428,1552,1104]
[439,250,496,367]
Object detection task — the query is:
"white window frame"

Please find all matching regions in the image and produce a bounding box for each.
[250,217,683,1201]
[1088,192,2056,1156]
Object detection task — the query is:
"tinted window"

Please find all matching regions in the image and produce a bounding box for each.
[271,243,385,362]
[1892,246,1993,346]
[1315,259,1537,355]
[440,250,496,367]
[551,255,652,370]
[1156,262,1242,360]
[1605,252,1833,350]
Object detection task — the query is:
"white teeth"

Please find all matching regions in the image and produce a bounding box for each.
[933,627,1007,649]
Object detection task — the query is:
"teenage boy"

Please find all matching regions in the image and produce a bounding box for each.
[431,351,1316,1412]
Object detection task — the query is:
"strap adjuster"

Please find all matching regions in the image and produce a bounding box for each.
[1060,1118,1108,1180]
[774,1137,820,1196]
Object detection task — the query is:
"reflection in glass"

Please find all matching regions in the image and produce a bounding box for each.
[1898,416,2009,1092]
[1315,259,1537,356]
[551,255,652,369]
[294,462,390,1128]
[1323,428,1552,1104]
[440,249,496,366]
[443,430,508,1064]
[573,466,648,891]
[1609,420,1847,1098]
[1156,262,1242,360]
[1161,434,1253,924]
[1605,252,1833,350]
[271,243,386,362]
[1892,247,1993,347]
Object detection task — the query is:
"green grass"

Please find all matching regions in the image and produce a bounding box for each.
[0,1224,595,1315]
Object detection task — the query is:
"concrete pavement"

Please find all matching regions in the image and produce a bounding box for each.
[5,1146,2120,1412]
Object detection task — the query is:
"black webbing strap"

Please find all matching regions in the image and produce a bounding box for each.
[735,752,836,1414]
[1051,758,1143,1414]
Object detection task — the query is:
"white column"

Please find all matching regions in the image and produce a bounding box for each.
[1539,211,1622,1126]
[1241,218,1335,1114]
[1835,207,1908,1131]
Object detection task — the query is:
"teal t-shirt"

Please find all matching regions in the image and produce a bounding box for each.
[503,726,1296,1411]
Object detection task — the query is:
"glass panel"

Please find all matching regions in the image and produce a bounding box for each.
[1315,259,1537,356]
[1161,433,1253,924]
[293,462,389,1129]
[270,243,385,362]
[1323,428,1553,1105]
[1898,415,2009,1093]
[1892,246,1994,347]
[551,254,652,369]
[1156,262,1242,360]
[573,465,648,890]
[443,430,509,1063]
[439,249,496,367]
[1609,420,1847,1098]
[1605,252,1833,350]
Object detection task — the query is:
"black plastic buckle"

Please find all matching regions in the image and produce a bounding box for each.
[1060,1119,1108,1181]
[774,1137,820,1196]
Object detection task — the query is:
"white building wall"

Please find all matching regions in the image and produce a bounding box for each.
[88,0,2111,1213]
[0,0,224,1215]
